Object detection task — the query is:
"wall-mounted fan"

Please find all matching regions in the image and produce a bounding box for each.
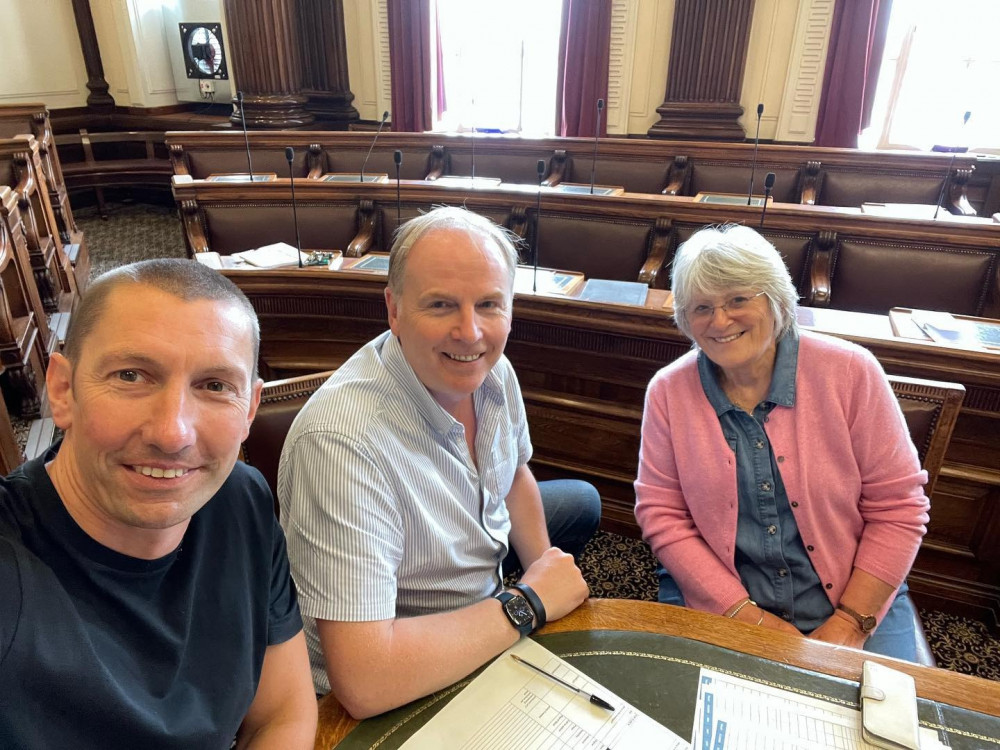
[179,22,229,80]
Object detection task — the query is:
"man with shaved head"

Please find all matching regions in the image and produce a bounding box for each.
[0,259,316,748]
[279,207,601,718]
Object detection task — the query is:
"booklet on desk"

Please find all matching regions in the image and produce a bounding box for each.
[231,242,309,269]
[578,279,649,306]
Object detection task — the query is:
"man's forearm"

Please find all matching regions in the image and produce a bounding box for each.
[505,465,549,568]
[320,596,520,719]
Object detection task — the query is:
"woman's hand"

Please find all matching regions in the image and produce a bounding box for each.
[807,610,868,649]
[726,598,800,635]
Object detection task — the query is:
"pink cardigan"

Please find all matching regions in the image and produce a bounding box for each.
[634,331,929,617]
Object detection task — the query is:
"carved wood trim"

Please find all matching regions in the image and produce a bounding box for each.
[544,150,569,187]
[180,200,209,256]
[425,145,446,180]
[307,144,324,179]
[347,200,377,258]
[168,144,190,176]
[949,166,977,217]
[638,217,673,289]
[800,160,822,205]
[808,230,835,307]
[662,155,690,195]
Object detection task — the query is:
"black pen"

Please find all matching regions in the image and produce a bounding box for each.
[510,653,615,712]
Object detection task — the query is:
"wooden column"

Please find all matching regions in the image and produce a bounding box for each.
[70,0,115,112]
[299,0,360,127]
[648,0,755,141]
[224,0,315,128]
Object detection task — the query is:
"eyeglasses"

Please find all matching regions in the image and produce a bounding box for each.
[689,291,767,319]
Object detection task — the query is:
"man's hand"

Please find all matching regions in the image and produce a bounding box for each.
[518,547,588,622]
[808,609,868,649]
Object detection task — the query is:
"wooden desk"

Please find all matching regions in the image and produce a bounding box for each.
[314,599,1000,749]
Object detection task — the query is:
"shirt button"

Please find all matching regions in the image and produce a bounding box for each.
[763,416,769,423]
[755,439,765,449]
[767,525,777,535]
[760,481,772,492]
[825,583,833,589]
[777,456,785,463]
[782,611,792,620]
[791,501,799,508]
[807,545,815,551]
[778,568,787,577]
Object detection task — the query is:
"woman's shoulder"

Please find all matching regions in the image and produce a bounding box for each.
[650,348,699,387]
[798,329,876,363]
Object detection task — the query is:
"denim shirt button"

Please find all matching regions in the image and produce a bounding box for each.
[754,439,765,449]
[760,482,772,492]
[767,524,777,535]
[778,568,787,577]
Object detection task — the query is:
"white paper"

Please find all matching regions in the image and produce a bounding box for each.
[400,638,689,750]
[232,242,308,268]
[691,668,947,750]
[910,310,979,346]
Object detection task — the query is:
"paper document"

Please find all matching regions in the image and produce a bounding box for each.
[400,638,689,749]
[691,668,947,749]
[231,242,308,268]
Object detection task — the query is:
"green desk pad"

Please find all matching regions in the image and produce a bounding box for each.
[332,630,1000,749]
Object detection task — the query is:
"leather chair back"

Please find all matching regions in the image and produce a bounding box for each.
[241,370,334,505]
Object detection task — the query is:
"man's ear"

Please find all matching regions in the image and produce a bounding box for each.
[385,286,401,337]
[242,377,264,441]
[46,353,75,430]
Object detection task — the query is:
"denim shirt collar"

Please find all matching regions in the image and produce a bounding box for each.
[697,329,799,416]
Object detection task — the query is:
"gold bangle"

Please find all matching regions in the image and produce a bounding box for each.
[755,613,765,626]
[728,598,756,618]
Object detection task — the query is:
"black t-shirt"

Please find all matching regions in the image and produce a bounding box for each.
[0,447,302,749]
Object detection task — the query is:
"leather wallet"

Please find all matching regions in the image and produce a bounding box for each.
[860,661,920,750]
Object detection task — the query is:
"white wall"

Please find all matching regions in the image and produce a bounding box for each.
[0,1,91,108]
[343,0,390,122]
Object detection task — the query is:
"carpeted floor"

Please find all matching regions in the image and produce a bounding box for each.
[75,200,1000,682]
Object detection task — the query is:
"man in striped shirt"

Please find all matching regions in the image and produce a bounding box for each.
[278,207,600,718]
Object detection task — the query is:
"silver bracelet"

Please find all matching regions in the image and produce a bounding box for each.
[728,598,756,619]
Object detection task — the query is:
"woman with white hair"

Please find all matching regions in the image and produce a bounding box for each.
[634,224,930,661]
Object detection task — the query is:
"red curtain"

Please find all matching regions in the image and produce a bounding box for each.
[814,0,894,148]
[388,0,434,132]
[555,0,611,138]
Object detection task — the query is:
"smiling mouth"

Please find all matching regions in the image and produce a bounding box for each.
[132,465,189,479]
[712,331,745,344]
[444,352,483,362]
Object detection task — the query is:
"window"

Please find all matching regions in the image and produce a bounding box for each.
[861,0,1000,154]
[432,0,563,135]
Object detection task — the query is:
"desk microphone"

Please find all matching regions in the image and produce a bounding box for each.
[590,98,604,195]
[286,147,303,268]
[747,103,764,205]
[533,159,544,293]
[237,91,254,181]
[360,110,389,183]
[759,172,775,229]
[394,149,402,232]
[933,110,972,219]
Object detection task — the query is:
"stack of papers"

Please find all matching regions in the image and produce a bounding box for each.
[400,639,688,749]
[231,242,309,268]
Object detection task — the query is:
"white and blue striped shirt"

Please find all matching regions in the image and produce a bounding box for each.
[277,331,531,692]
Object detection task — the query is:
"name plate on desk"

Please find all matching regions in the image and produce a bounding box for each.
[205,173,276,183]
[322,173,388,183]
[695,192,770,207]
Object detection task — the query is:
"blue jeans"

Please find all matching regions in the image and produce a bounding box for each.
[657,566,920,663]
[502,479,601,575]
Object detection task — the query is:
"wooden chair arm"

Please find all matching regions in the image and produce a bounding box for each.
[661,155,689,196]
[638,217,673,289]
[799,160,822,205]
[169,143,190,176]
[948,166,977,216]
[806,230,835,307]
[307,143,323,179]
[542,149,568,187]
[346,200,376,258]
[425,145,446,180]
[180,199,210,256]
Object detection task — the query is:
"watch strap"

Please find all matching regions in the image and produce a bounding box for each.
[837,603,877,634]
[511,582,547,631]
[496,591,533,637]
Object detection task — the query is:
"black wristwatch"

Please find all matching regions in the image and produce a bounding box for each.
[837,603,877,634]
[511,582,546,631]
[496,591,534,637]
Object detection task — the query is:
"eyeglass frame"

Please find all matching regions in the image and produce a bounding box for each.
[688,290,768,320]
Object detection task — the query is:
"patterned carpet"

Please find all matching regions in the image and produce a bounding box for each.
[76,201,1000,682]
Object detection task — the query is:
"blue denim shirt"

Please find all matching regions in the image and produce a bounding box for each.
[697,331,834,631]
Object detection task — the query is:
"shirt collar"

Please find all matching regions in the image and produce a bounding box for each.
[379,330,503,435]
[697,329,799,416]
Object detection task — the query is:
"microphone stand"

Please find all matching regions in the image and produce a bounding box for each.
[748,103,763,205]
[286,147,303,268]
[394,149,402,232]
[237,91,254,182]
[360,111,388,183]
[590,98,604,195]
[533,159,544,293]
[759,172,775,229]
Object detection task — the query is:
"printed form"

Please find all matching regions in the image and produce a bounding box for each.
[691,669,947,750]
[400,638,689,749]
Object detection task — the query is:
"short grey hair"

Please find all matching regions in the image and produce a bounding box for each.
[387,206,520,295]
[64,258,260,377]
[671,224,798,342]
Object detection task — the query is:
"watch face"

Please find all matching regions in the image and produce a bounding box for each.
[861,615,877,633]
[503,595,534,627]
